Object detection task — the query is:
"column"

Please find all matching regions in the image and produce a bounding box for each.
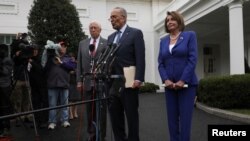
[228,1,245,74]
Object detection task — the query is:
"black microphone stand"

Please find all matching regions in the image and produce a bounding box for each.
[90,43,121,141]
[90,54,95,73]
[86,45,108,141]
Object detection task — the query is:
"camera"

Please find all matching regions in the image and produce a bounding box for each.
[46,48,57,58]
[10,33,35,62]
[41,40,62,67]
[18,43,35,60]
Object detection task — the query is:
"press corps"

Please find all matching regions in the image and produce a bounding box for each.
[212,129,247,136]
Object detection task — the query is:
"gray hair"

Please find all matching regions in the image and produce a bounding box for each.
[114,7,127,18]
[89,21,102,29]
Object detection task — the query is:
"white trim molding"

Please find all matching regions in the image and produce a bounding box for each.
[77,7,89,18]
[0,0,18,15]
[127,11,138,21]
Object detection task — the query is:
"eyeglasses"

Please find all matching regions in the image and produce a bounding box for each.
[108,15,124,21]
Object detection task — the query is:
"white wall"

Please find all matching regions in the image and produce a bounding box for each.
[0,0,33,34]
[0,0,156,83]
[3,0,246,84]
[73,0,109,38]
[105,0,155,82]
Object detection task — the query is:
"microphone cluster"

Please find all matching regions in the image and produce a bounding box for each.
[95,43,120,73]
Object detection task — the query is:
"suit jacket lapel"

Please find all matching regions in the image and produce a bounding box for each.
[119,26,130,45]
[165,33,184,54]
[84,38,91,59]
[165,36,171,54]
[174,32,184,48]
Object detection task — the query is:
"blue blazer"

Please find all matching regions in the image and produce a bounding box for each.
[107,26,145,82]
[158,31,198,86]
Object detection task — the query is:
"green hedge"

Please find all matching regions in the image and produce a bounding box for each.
[139,82,159,93]
[197,74,250,109]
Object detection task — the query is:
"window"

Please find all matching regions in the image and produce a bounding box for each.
[208,58,214,73]
[77,8,89,18]
[0,34,16,45]
[0,1,18,15]
[203,47,214,73]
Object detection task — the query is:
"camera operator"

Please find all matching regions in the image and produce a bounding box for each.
[27,44,48,128]
[0,44,13,136]
[10,33,32,126]
[42,40,76,130]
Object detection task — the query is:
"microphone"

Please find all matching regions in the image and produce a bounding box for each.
[95,44,112,72]
[102,43,113,57]
[104,43,117,64]
[89,44,95,73]
[96,48,106,65]
[89,44,95,56]
[99,43,112,63]
[110,44,118,57]
[95,48,106,72]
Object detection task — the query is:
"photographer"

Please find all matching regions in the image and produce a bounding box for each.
[0,44,13,136]
[42,40,76,130]
[27,44,48,128]
[10,33,32,126]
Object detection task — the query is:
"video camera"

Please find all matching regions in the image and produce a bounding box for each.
[44,40,61,58]
[46,48,57,58]
[41,40,61,67]
[10,33,35,61]
[18,43,36,60]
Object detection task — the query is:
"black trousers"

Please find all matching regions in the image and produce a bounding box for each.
[31,85,48,126]
[0,86,12,131]
[108,79,140,141]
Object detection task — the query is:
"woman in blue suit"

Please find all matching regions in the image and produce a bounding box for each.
[158,11,198,141]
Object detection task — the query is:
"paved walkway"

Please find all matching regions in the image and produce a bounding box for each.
[6,93,247,141]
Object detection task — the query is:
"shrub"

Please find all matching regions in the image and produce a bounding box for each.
[139,82,159,93]
[197,74,250,109]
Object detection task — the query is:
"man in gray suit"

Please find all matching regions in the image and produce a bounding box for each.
[76,21,107,141]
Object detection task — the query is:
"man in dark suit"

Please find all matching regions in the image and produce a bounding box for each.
[107,7,145,141]
[76,21,107,141]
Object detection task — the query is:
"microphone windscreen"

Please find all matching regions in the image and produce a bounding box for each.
[89,44,95,52]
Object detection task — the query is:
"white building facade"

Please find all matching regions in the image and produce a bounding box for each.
[1,0,249,86]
